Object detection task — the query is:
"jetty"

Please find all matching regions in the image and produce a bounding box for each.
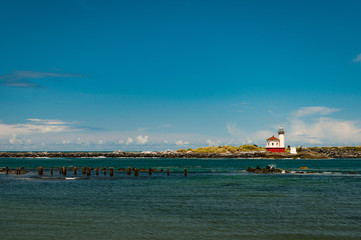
[1,147,361,159]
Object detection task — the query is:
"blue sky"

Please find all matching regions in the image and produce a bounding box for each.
[1,0,361,151]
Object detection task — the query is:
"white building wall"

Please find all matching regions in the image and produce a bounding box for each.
[278,133,285,148]
[267,140,280,147]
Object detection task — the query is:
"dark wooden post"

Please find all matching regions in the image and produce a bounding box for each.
[87,167,91,176]
[38,166,43,176]
[62,167,67,176]
[82,167,86,175]
[167,168,170,176]
[59,167,63,175]
[184,168,187,177]
[103,167,107,175]
[73,167,77,175]
[50,167,53,176]
[96,167,99,176]
[110,167,114,176]
[134,168,138,177]
[5,166,9,175]
[127,167,131,175]
[149,167,152,175]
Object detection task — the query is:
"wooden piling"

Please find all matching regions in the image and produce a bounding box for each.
[110,167,114,176]
[5,166,9,175]
[59,167,63,175]
[86,167,91,176]
[50,167,53,176]
[134,168,138,177]
[73,167,77,175]
[62,167,67,176]
[167,168,170,176]
[127,167,131,175]
[96,167,99,176]
[103,167,106,175]
[184,168,187,177]
[38,166,43,176]
[149,167,152,175]
[82,167,86,175]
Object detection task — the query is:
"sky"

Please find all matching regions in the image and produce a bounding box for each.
[1,0,361,151]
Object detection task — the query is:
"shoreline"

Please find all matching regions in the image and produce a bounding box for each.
[0,148,360,159]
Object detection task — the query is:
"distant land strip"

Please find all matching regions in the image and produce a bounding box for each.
[1,146,361,159]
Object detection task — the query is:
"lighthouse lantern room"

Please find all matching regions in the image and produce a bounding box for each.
[266,127,285,152]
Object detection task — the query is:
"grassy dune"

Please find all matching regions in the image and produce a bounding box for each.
[177,145,265,153]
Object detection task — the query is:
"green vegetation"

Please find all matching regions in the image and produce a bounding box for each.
[176,149,187,153]
[308,146,361,151]
[180,144,265,153]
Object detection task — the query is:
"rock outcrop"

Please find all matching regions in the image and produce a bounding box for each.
[247,165,283,173]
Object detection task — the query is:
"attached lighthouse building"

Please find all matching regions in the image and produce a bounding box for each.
[266,127,285,152]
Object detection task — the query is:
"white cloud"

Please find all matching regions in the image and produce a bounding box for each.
[98,139,104,145]
[226,123,245,137]
[62,140,71,144]
[9,135,32,145]
[226,123,273,145]
[353,53,361,63]
[77,138,89,146]
[27,118,69,125]
[136,135,148,145]
[294,106,339,117]
[288,106,361,145]
[118,139,125,144]
[206,139,222,146]
[0,118,82,137]
[9,135,22,144]
[125,137,134,145]
[175,139,190,145]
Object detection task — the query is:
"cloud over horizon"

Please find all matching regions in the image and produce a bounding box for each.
[1,107,361,151]
[288,106,361,146]
[0,118,83,137]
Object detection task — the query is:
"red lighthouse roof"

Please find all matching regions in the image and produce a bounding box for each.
[267,135,279,141]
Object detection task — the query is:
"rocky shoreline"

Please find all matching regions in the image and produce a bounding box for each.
[0,148,360,159]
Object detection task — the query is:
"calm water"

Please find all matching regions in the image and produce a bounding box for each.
[1,158,361,240]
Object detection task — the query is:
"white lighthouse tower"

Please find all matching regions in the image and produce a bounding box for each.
[278,126,285,148]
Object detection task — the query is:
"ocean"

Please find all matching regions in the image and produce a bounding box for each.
[1,157,361,240]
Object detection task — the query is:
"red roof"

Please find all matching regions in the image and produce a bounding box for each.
[267,135,279,141]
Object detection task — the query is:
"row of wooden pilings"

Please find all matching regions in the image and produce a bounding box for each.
[3,166,29,175]
[36,167,188,177]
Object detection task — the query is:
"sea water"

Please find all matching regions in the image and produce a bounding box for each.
[1,158,361,240]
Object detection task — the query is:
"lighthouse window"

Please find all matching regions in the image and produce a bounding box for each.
[272,143,274,146]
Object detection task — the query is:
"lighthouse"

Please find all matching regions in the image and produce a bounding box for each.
[278,126,285,148]
[266,126,286,152]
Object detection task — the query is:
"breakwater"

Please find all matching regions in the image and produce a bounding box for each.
[1,148,360,158]
[0,151,266,158]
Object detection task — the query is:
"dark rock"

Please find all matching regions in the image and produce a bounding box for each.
[247,167,255,172]
[254,169,262,174]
